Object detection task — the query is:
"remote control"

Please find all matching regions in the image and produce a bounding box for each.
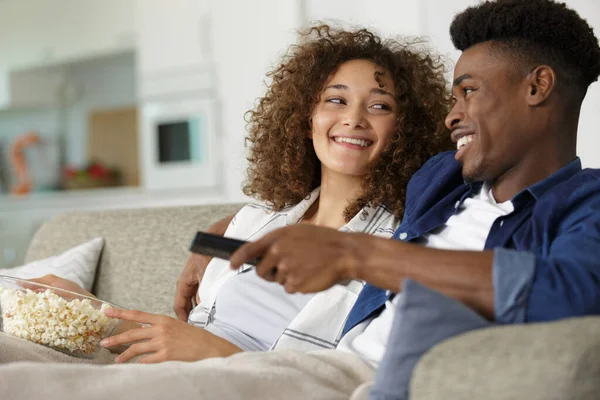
[189,231,260,266]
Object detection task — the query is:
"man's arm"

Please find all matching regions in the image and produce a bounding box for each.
[230,225,496,319]
[173,214,235,321]
[349,235,495,319]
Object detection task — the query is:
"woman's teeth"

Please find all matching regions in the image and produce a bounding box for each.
[333,137,371,147]
[457,135,473,150]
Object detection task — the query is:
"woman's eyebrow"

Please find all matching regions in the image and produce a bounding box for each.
[324,84,394,98]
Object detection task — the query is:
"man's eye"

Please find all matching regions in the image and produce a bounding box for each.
[463,88,475,95]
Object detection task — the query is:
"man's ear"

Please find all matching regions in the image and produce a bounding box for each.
[526,65,556,106]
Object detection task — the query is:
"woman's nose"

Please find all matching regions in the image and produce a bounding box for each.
[343,106,367,129]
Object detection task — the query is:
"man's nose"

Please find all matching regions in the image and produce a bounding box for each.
[445,105,464,130]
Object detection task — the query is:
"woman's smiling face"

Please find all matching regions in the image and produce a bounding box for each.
[310,59,398,178]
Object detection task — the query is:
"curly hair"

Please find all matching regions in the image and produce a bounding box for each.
[450,0,600,98]
[243,24,452,220]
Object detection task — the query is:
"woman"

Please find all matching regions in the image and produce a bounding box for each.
[27,24,451,364]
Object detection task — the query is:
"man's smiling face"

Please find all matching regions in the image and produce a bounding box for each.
[445,42,535,183]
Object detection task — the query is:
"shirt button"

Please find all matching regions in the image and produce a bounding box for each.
[454,201,460,209]
[499,220,504,227]
[398,232,408,240]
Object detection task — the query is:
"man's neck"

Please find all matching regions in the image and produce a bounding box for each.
[492,144,577,203]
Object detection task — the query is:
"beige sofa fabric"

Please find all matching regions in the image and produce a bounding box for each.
[410,316,600,400]
[25,204,243,316]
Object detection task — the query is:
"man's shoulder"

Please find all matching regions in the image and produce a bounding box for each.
[537,167,600,221]
[415,151,460,176]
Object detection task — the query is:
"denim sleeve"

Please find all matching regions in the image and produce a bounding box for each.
[494,193,600,323]
[492,248,535,324]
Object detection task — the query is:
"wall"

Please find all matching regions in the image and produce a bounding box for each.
[209,0,303,202]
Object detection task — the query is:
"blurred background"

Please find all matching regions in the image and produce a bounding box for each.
[0,0,598,267]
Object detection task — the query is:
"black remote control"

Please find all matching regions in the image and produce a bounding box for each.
[189,231,260,266]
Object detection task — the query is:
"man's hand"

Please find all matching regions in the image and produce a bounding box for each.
[100,308,242,364]
[173,214,235,321]
[173,253,212,321]
[230,224,363,293]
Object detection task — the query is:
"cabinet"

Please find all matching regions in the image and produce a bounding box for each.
[135,0,210,76]
[0,0,135,71]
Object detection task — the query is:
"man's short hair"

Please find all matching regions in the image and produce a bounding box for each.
[449,0,600,99]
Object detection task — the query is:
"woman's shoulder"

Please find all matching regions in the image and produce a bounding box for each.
[223,200,291,239]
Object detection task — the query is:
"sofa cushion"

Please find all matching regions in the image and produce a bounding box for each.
[1,238,104,292]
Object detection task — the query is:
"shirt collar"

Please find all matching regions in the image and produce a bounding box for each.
[525,157,582,200]
[284,187,321,225]
[283,186,392,233]
[465,157,582,203]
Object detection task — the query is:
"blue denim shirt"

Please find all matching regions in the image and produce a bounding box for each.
[342,151,600,335]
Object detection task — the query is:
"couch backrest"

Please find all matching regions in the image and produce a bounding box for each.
[25,204,243,316]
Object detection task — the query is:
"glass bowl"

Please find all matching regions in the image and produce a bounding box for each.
[0,275,123,359]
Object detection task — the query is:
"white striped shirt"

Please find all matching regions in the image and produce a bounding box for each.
[188,187,399,352]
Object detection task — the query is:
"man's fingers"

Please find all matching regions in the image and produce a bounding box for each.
[115,341,156,363]
[230,237,271,269]
[254,251,280,282]
[173,298,192,322]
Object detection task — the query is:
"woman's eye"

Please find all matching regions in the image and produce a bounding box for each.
[463,88,475,95]
[370,103,392,112]
[326,97,345,105]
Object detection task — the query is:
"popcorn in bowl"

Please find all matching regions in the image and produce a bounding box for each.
[0,277,121,358]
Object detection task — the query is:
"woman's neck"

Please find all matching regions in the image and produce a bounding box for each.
[302,169,363,230]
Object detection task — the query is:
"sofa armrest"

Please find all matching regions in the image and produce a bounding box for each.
[410,316,600,400]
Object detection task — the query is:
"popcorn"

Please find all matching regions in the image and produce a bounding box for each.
[0,288,118,356]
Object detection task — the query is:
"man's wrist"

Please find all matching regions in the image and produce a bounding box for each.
[340,233,372,281]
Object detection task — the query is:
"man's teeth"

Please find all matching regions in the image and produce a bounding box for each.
[334,137,371,147]
[457,135,473,150]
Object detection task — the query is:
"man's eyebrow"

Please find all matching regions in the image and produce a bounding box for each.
[324,84,394,98]
[453,74,472,87]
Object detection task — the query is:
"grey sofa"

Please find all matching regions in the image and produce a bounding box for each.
[22,204,600,399]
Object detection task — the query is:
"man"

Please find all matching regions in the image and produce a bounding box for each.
[2,1,599,399]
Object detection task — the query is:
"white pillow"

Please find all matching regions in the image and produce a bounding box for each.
[0,238,104,292]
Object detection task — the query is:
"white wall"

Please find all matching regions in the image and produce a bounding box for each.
[209,0,302,202]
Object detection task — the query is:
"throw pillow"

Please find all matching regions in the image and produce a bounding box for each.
[0,238,104,292]
[369,279,493,400]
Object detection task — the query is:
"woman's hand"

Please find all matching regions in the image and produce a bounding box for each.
[27,274,94,298]
[100,308,242,364]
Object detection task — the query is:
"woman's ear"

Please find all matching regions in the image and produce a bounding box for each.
[307,117,314,139]
[526,65,556,106]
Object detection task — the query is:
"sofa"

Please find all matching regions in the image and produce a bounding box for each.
[20,204,600,399]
